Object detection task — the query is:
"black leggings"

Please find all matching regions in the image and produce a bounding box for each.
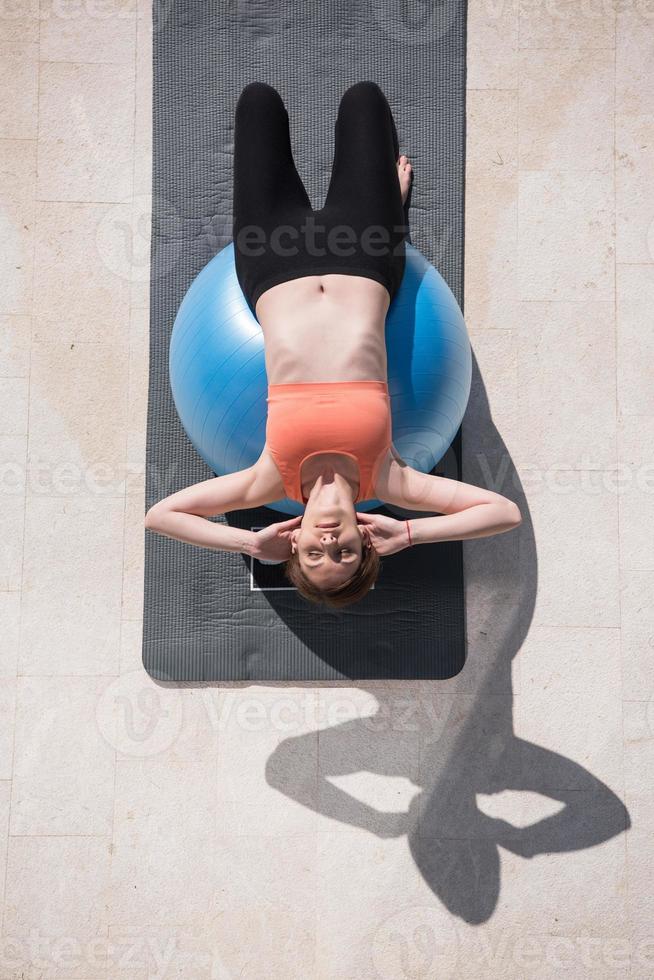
[232,81,408,315]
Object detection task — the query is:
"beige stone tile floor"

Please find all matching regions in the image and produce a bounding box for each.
[0,0,652,977]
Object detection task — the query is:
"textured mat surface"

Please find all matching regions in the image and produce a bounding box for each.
[143,0,468,680]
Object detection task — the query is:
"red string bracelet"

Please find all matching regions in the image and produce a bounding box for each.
[405,519,412,547]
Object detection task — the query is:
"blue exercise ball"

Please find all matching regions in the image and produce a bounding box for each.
[169,242,471,516]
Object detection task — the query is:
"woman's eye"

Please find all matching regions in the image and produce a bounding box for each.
[307,549,350,557]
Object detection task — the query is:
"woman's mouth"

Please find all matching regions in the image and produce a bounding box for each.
[316,522,339,528]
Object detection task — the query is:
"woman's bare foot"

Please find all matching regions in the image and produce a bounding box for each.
[397,154,412,205]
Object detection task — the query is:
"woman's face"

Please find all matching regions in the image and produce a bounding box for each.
[291,466,370,588]
[291,512,370,589]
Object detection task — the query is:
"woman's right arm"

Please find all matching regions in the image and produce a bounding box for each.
[396,466,521,538]
[366,454,521,554]
[356,500,521,556]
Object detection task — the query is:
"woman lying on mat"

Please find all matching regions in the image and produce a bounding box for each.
[145,82,521,608]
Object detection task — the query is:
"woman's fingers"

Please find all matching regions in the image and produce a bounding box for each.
[277,515,302,528]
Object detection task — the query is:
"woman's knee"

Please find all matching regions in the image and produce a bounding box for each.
[236,81,286,119]
[338,80,388,114]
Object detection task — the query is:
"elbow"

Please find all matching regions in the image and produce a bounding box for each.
[144,504,168,531]
[504,500,522,530]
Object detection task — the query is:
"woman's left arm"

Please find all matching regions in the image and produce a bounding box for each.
[144,464,274,555]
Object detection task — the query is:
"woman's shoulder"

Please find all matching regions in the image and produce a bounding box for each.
[373,444,412,504]
[252,444,286,498]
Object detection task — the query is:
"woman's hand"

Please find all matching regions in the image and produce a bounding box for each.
[356,511,411,557]
[250,515,303,563]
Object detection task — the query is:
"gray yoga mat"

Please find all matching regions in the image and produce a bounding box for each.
[143,0,468,681]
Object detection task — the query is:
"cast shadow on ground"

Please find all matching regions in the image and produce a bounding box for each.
[264,353,631,924]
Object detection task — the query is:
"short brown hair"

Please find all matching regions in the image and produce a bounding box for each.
[284,544,381,608]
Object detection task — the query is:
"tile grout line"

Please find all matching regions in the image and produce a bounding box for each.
[37,58,135,67]
[106,0,142,927]
[612,5,633,952]
[5,831,115,838]
[515,0,524,677]
[118,0,152,645]
[32,198,132,205]
[513,4,521,513]
[0,0,46,939]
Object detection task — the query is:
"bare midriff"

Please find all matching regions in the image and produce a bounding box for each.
[255,273,391,384]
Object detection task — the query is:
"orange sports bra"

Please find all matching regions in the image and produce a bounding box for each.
[265,380,392,504]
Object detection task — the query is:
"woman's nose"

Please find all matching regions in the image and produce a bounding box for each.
[320,532,336,544]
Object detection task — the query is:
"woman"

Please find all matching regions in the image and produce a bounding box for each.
[145,81,521,607]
